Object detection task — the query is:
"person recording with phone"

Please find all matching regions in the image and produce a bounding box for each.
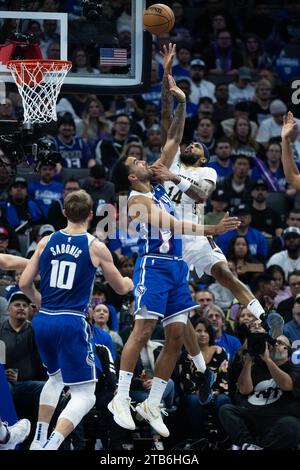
[219,322,300,449]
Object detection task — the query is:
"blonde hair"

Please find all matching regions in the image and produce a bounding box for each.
[64,189,93,223]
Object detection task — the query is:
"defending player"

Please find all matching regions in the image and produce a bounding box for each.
[19,190,133,450]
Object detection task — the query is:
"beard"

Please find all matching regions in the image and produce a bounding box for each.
[180,152,199,165]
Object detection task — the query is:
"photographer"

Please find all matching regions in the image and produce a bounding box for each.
[220,326,300,449]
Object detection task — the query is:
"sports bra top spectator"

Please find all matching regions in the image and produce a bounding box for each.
[227,235,264,287]
[230,116,259,159]
[266,265,291,308]
[204,29,243,76]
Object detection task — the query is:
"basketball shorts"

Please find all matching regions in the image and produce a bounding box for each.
[133,254,197,322]
[32,312,96,385]
[183,235,226,278]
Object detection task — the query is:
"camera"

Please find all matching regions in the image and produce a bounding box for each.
[82,0,103,22]
[247,332,276,357]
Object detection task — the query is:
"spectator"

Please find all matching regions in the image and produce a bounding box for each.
[189,58,216,105]
[178,318,230,438]
[251,273,277,317]
[40,19,60,57]
[0,226,22,257]
[51,113,95,169]
[228,67,255,105]
[80,98,110,152]
[0,148,13,201]
[28,162,64,218]
[47,178,81,231]
[221,101,258,139]
[212,83,235,126]
[26,224,55,259]
[141,61,162,109]
[45,41,60,60]
[217,203,268,260]
[120,142,146,162]
[204,304,241,360]
[217,155,254,207]
[248,79,272,125]
[232,307,257,343]
[71,47,99,75]
[249,179,283,237]
[277,270,300,323]
[169,1,192,45]
[256,100,300,147]
[267,227,300,280]
[171,43,192,80]
[204,189,230,225]
[205,29,243,76]
[283,295,300,343]
[270,209,300,256]
[144,124,162,164]
[0,98,16,120]
[137,102,160,136]
[92,303,123,357]
[207,137,233,182]
[242,33,272,72]
[192,117,216,155]
[230,116,258,159]
[227,235,264,287]
[219,335,300,450]
[5,177,43,230]
[81,164,115,207]
[266,265,291,308]
[176,77,198,118]
[251,140,290,191]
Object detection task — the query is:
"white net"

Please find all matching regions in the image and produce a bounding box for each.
[7,60,72,124]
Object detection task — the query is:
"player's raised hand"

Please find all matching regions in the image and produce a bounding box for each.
[214,212,241,235]
[281,111,298,141]
[150,162,175,182]
[168,74,186,103]
[162,42,176,75]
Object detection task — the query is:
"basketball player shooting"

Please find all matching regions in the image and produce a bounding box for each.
[107,44,240,439]
[19,190,133,450]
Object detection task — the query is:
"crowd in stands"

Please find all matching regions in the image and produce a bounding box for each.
[1,0,300,451]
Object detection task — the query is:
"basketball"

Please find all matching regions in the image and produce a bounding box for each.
[143,3,175,36]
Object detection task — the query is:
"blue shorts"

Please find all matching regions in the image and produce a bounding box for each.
[133,255,197,321]
[32,312,96,385]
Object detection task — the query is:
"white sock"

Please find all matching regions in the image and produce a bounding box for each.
[0,422,8,442]
[116,370,133,399]
[191,352,206,373]
[148,377,168,407]
[43,430,64,450]
[247,299,265,320]
[33,421,49,444]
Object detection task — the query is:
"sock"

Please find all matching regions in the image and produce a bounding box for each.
[0,422,8,442]
[148,377,168,407]
[33,421,49,444]
[42,431,64,450]
[116,370,133,399]
[191,352,206,373]
[247,299,265,320]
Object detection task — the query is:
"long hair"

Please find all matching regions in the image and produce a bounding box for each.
[231,116,258,151]
[227,235,252,263]
[194,317,216,346]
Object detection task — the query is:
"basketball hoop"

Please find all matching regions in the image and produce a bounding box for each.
[7,59,72,124]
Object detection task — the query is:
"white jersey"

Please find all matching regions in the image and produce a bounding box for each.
[165,150,217,223]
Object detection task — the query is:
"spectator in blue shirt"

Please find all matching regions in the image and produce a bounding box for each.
[216,203,268,261]
[28,163,64,218]
[204,304,241,360]
[283,295,300,343]
[207,137,233,182]
[5,177,43,229]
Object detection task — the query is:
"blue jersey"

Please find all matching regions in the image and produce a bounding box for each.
[52,135,93,168]
[39,230,97,316]
[129,184,182,257]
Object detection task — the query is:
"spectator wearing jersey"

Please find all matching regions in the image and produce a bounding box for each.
[28,162,64,218]
[52,113,95,169]
[5,177,43,230]
[216,203,268,261]
[207,137,233,182]
[204,29,243,76]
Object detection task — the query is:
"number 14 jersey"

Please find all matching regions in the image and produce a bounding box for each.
[39,230,97,316]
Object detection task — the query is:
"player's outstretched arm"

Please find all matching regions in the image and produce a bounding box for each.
[158,75,186,169]
[0,254,28,271]
[19,245,44,309]
[281,111,300,189]
[161,43,176,147]
[91,241,133,295]
[129,197,240,237]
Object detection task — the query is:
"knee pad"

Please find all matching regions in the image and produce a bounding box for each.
[59,382,96,429]
[39,371,64,408]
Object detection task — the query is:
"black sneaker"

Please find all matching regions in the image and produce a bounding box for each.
[195,368,215,405]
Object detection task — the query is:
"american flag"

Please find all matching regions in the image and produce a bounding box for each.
[99,48,127,66]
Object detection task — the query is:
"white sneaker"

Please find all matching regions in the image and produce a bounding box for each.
[0,419,31,450]
[135,399,170,438]
[29,441,43,450]
[242,443,263,450]
[107,396,136,430]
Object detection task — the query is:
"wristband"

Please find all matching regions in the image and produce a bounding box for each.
[177,178,191,192]
[177,100,186,104]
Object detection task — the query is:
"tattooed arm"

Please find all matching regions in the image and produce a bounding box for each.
[161,43,175,146]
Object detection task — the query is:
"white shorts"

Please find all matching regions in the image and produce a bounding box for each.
[135,310,189,327]
[183,235,226,278]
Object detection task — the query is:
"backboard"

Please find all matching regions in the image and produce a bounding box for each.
[0,0,151,95]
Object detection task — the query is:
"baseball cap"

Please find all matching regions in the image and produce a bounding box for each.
[190,58,206,68]
[270,99,287,115]
[7,289,31,305]
[238,66,252,80]
[38,224,55,237]
[199,96,213,105]
[283,226,300,238]
[147,124,161,135]
[0,226,9,238]
[252,179,268,190]
[10,177,28,189]
[211,188,229,202]
[234,203,251,215]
